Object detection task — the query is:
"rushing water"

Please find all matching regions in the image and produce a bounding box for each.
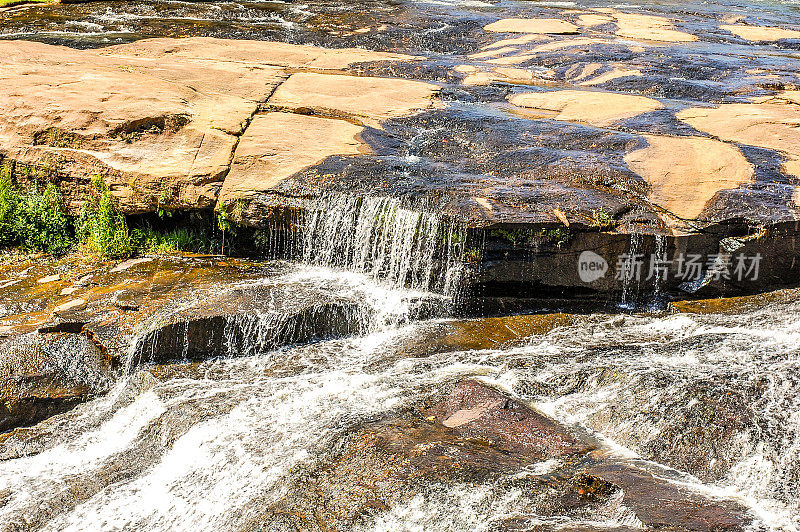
[0,263,798,530]
[2,0,800,529]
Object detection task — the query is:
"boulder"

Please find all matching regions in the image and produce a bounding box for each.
[249,380,751,531]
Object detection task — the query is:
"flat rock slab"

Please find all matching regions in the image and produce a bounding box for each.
[268,72,441,126]
[0,37,421,215]
[625,135,754,219]
[484,18,580,34]
[721,24,800,42]
[509,89,663,127]
[219,112,366,211]
[676,97,800,179]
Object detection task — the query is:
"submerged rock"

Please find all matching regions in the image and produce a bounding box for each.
[0,331,111,432]
[251,380,751,531]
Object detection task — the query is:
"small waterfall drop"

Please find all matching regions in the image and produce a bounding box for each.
[619,232,643,309]
[299,195,467,295]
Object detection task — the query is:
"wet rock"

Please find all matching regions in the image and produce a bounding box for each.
[585,463,748,530]
[249,380,595,530]
[131,299,368,365]
[249,380,751,531]
[421,380,591,459]
[0,331,112,432]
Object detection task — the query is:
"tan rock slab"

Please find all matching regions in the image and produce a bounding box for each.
[566,62,604,82]
[37,274,61,284]
[443,400,502,427]
[509,89,663,127]
[676,101,800,178]
[99,36,420,71]
[484,18,579,34]
[613,12,698,42]
[460,67,554,87]
[53,298,87,315]
[110,257,154,273]
[0,38,421,216]
[580,67,642,86]
[624,135,754,219]
[268,73,440,127]
[482,34,549,50]
[578,14,614,28]
[721,24,800,42]
[484,37,614,65]
[218,112,365,208]
[0,279,20,289]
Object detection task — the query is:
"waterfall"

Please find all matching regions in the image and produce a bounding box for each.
[299,195,467,295]
[651,234,668,306]
[619,232,643,309]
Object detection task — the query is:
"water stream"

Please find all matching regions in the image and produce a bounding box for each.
[1,261,798,530]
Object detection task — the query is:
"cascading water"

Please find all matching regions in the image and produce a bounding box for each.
[300,195,467,296]
[124,264,448,371]
[2,288,799,531]
[619,232,643,309]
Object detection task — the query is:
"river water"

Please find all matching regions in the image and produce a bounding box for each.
[1,0,800,529]
[0,262,798,530]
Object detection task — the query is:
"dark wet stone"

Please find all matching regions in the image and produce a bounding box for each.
[241,380,751,531]
[0,332,112,433]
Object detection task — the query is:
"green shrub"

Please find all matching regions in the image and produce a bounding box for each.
[589,207,616,229]
[13,183,73,254]
[0,163,73,254]
[76,179,133,259]
[0,168,18,248]
[133,227,212,254]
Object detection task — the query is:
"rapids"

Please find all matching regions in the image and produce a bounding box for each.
[0,265,798,530]
[2,0,800,529]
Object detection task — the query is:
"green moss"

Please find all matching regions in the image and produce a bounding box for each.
[542,227,572,248]
[489,228,532,246]
[589,207,616,229]
[489,226,573,249]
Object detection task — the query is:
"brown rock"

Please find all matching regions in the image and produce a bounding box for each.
[624,134,754,219]
[0,332,111,433]
[422,380,590,458]
[509,89,663,127]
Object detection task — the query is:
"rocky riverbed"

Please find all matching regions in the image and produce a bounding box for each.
[1,0,800,530]
[1,0,800,300]
[1,252,799,530]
